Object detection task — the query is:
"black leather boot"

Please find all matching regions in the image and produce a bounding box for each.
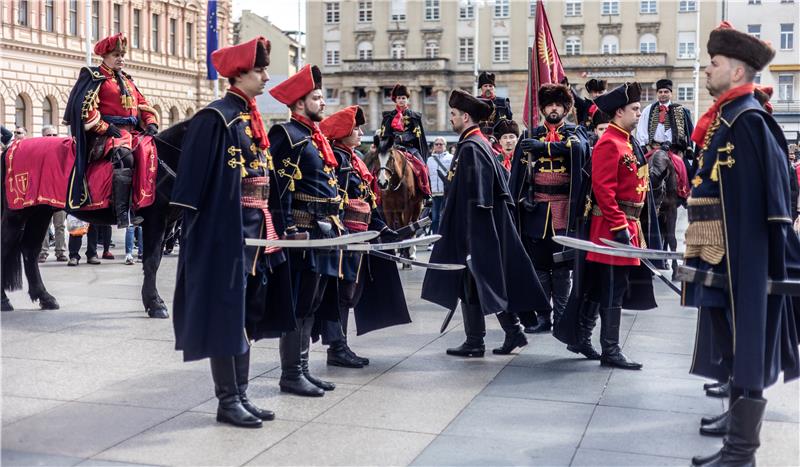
[525,270,552,334]
[300,318,335,391]
[209,356,262,428]
[493,312,528,355]
[567,301,601,360]
[344,344,369,366]
[234,350,275,421]
[327,340,364,368]
[599,307,642,370]
[692,396,766,467]
[704,381,725,391]
[700,409,729,437]
[706,381,731,398]
[550,267,571,325]
[447,302,486,357]
[279,326,324,397]
[112,167,143,228]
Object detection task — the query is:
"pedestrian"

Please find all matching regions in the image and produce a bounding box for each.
[171,36,294,428]
[13,126,27,141]
[422,89,549,357]
[38,125,68,263]
[511,84,589,336]
[124,225,141,265]
[426,136,453,238]
[684,22,800,466]
[67,223,102,266]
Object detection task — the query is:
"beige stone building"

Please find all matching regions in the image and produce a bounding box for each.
[0,0,233,137]
[306,0,722,135]
[235,10,304,126]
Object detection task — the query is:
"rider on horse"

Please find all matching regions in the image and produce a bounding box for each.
[63,33,159,228]
[377,84,431,197]
[476,71,513,156]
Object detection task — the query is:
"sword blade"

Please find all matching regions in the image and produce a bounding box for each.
[552,236,681,260]
[244,230,379,248]
[600,238,685,260]
[640,258,682,296]
[368,249,464,270]
[439,254,473,333]
[344,234,441,251]
[675,265,800,296]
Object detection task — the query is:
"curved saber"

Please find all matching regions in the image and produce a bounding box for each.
[600,238,685,260]
[552,236,683,260]
[368,249,464,270]
[244,231,379,248]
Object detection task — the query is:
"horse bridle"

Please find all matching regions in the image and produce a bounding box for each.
[377,150,408,192]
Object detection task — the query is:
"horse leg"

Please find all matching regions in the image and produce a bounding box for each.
[140,207,169,319]
[21,208,59,310]
[1,210,28,311]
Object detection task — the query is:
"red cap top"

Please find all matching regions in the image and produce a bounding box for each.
[94,33,127,56]
[269,64,321,106]
[211,36,270,78]
[320,106,365,141]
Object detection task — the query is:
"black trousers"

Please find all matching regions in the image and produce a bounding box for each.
[68,224,107,259]
[586,262,630,309]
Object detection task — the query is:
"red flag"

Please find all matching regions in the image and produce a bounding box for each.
[523,0,566,128]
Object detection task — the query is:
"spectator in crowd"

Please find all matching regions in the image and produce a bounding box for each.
[426,137,453,246]
[68,224,112,265]
[125,225,142,265]
[39,126,68,263]
[13,126,26,140]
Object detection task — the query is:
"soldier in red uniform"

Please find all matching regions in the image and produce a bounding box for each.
[64,33,159,227]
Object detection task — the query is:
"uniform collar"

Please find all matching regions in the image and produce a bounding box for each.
[607,122,632,139]
[99,63,117,77]
[459,125,481,142]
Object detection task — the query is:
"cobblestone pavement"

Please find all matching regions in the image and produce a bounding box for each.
[2,228,798,466]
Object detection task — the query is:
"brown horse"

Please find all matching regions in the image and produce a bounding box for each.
[367,147,425,266]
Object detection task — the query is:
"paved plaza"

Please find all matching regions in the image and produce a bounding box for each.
[2,229,798,466]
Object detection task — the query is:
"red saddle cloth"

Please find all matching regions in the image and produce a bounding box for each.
[4,135,158,211]
[403,151,432,196]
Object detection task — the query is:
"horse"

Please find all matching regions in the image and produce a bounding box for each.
[1,120,189,317]
[366,146,425,267]
[646,146,686,278]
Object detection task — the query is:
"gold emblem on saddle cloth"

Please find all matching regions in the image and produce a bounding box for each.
[14,172,29,194]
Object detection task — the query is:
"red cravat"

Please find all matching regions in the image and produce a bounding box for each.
[658,104,667,124]
[544,123,561,142]
[390,105,405,132]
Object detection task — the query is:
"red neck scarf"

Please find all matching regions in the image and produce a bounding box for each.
[691,83,756,147]
[658,104,667,124]
[291,113,338,168]
[229,86,270,150]
[544,122,562,142]
[501,148,513,171]
[391,105,406,132]
[334,142,373,184]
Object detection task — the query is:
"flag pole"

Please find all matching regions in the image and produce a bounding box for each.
[527,46,534,131]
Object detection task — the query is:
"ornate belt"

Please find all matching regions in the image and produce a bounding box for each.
[684,197,724,265]
[592,200,643,220]
[241,177,279,254]
[291,192,342,230]
[241,179,269,200]
[343,198,371,232]
[688,202,722,222]
[534,184,570,196]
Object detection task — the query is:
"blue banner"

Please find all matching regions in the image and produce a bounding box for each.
[206,0,218,80]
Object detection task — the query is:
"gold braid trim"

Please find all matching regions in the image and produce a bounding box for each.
[137,104,159,124]
[81,86,101,120]
[684,197,725,265]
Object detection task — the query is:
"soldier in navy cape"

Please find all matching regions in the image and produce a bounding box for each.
[170,37,294,428]
[685,22,800,466]
[317,105,409,369]
[268,64,345,398]
[510,84,589,336]
[422,89,549,357]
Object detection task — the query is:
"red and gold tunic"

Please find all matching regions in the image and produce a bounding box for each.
[586,122,649,266]
[82,63,158,155]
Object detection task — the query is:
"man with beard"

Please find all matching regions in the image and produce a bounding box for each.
[494,119,519,172]
[422,89,548,358]
[268,64,340,397]
[510,84,589,335]
[685,22,800,466]
[171,37,294,428]
[636,79,695,174]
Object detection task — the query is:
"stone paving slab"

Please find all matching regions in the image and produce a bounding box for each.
[2,228,799,466]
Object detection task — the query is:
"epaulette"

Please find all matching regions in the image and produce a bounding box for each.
[80,66,107,81]
[196,102,243,128]
[271,120,311,148]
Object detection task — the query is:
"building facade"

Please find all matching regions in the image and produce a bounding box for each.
[306,0,723,135]
[727,0,799,140]
[235,10,304,126]
[0,0,233,137]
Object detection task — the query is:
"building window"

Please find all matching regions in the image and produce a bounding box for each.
[565,0,582,17]
[17,0,28,26]
[325,88,339,105]
[356,87,368,105]
[169,107,179,125]
[601,0,619,15]
[391,0,406,21]
[325,2,340,24]
[747,24,761,39]
[325,43,340,65]
[493,37,510,62]
[601,35,619,54]
[678,32,696,59]
[423,86,435,104]
[391,41,406,59]
[781,23,794,50]
[42,97,56,127]
[69,0,78,35]
[459,2,474,19]
[678,0,696,12]
[530,0,537,16]
[640,0,657,14]
[425,0,440,20]
[15,95,28,129]
[113,4,122,34]
[91,0,100,40]
[641,84,654,102]
[357,41,373,60]
[44,0,54,32]
[185,23,194,58]
[383,88,395,104]
[494,0,510,18]
[565,36,582,55]
[358,1,372,22]
[133,9,141,48]
[152,13,160,52]
[748,0,761,4]
[677,85,694,101]
[778,74,795,100]
[425,40,439,58]
[169,18,177,55]
[639,34,657,53]
[459,37,474,63]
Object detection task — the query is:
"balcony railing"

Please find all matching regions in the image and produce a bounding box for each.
[561,53,668,69]
[342,58,449,73]
[772,100,800,114]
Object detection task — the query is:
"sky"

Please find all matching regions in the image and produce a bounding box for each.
[231,0,307,38]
